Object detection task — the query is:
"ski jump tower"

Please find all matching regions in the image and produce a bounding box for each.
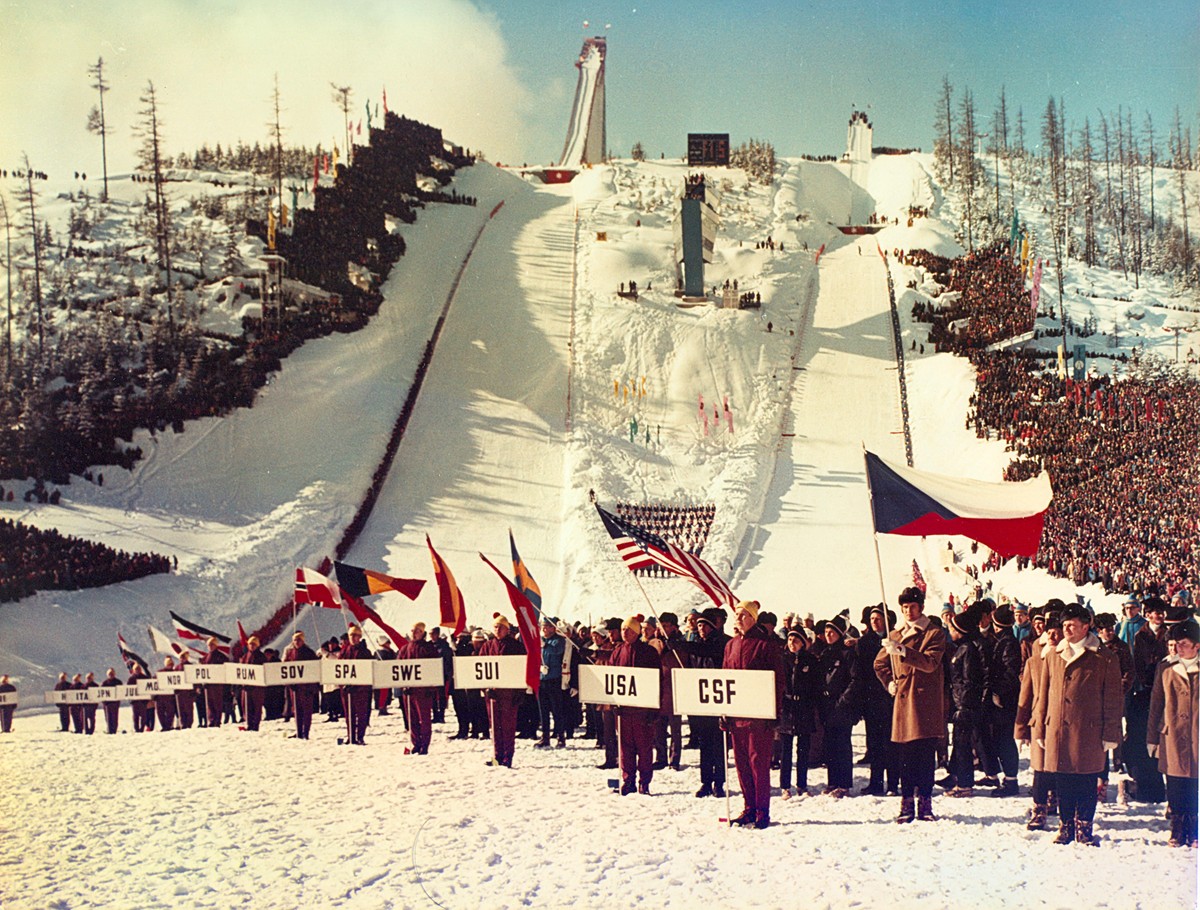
[542,37,606,182]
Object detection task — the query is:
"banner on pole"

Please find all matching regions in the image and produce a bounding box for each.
[321,660,375,687]
[264,661,323,687]
[671,668,777,719]
[185,664,227,686]
[373,660,444,689]
[578,665,660,709]
[452,655,528,690]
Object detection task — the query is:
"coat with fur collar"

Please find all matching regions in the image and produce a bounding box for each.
[1147,656,1199,779]
[1034,632,1123,774]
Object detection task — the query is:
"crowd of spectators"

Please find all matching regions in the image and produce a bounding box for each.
[0,518,172,603]
[908,241,1033,352]
[613,501,716,575]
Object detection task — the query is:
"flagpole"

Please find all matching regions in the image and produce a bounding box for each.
[863,445,892,634]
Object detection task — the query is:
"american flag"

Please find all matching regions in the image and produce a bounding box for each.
[595,504,736,608]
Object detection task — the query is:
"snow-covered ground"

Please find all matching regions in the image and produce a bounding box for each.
[1,154,1197,909]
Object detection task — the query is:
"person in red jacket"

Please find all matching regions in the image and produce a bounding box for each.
[100,667,121,734]
[609,614,662,795]
[724,600,786,828]
[400,623,439,754]
[480,613,525,767]
[174,651,196,730]
[240,636,267,731]
[155,657,178,731]
[68,673,86,734]
[200,637,229,728]
[283,630,320,740]
[82,671,99,734]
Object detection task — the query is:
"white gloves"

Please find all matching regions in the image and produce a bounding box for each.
[1147,744,1159,758]
[1103,741,1120,753]
[887,681,897,696]
[882,638,904,657]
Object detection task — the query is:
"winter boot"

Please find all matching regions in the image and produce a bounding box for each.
[1168,813,1186,847]
[1026,803,1049,830]
[1074,817,1099,847]
[991,778,1019,797]
[695,782,712,798]
[946,786,974,798]
[896,796,916,824]
[713,782,725,798]
[730,806,755,827]
[1053,818,1076,845]
[754,809,771,829]
[917,795,938,821]
[534,736,550,749]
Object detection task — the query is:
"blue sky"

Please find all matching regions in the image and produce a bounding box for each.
[0,0,1196,179]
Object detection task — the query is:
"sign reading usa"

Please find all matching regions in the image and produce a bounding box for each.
[578,665,660,709]
[670,668,777,719]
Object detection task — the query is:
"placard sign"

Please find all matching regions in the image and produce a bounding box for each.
[136,677,165,698]
[0,691,18,706]
[374,660,443,689]
[119,684,144,701]
[453,655,528,690]
[578,665,660,709]
[227,663,266,687]
[159,671,187,691]
[186,664,227,686]
[264,661,323,687]
[671,668,777,720]
[321,659,375,687]
[97,686,123,702]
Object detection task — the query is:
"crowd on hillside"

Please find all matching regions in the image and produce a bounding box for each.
[964,353,1199,596]
[0,518,172,603]
[908,242,1033,351]
[613,501,716,568]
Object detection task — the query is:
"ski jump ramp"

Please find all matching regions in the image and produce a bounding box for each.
[558,37,606,167]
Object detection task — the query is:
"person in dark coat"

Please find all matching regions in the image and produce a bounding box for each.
[1128,596,1170,802]
[449,633,477,738]
[816,616,858,796]
[174,651,196,730]
[100,667,121,733]
[983,604,1023,796]
[128,664,152,732]
[651,612,687,770]
[779,629,818,797]
[201,636,230,728]
[857,605,897,795]
[480,613,525,767]
[83,672,99,734]
[240,636,267,731]
[262,648,285,721]
[944,606,988,797]
[339,625,374,745]
[608,614,662,794]
[155,657,178,731]
[678,608,729,797]
[536,617,568,749]
[875,586,947,824]
[283,630,320,739]
[53,672,71,731]
[593,619,622,770]
[374,636,397,716]
[429,626,453,724]
[68,673,88,733]
[0,674,17,732]
[724,600,786,828]
[400,623,439,754]
[1095,612,1135,795]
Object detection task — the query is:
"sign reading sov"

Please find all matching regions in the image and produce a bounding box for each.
[263,660,323,687]
[373,660,443,689]
[452,655,528,690]
[670,668,777,720]
[578,665,660,709]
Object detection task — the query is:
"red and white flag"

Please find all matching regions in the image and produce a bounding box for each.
[294,567,343,610]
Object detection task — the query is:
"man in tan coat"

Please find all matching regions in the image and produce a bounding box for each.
[1148,618,1199,847]
[1033,603,1123,846]
[875,586,946,823]
[1014,608,1063,829]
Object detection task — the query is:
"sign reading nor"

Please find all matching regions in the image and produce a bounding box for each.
[670,668,777,720]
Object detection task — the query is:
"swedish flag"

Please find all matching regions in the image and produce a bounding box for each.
[509,530,542,611]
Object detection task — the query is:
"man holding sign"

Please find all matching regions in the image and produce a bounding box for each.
[399,623,439,755]
[283,631,320,740]
[480,614,525,768]
[609,615,662,795]
[723,600,786,829]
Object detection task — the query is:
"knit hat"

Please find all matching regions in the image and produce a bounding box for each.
[823,615,847,639]
[659,612,679,626]
[492,613,511,629]
[736,600,761,622]
[949,607,979,637]
[412,623,426,635]
[992,604,1015,629]
[786,627,806,640]
[471,629,487,641]
[623,614,645,635]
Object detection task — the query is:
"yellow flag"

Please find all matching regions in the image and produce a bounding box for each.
[267,210,276,250]
[280,202,289,228]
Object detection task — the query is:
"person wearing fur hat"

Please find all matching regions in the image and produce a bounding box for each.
[1128,596,1170,802]
[943,606,987,797]
[1015,609,1062,829]
[779,628,818,799]
[857,605,898,796]
[982,603,1023,796]
[874,585,946,823]
[479,613,525,767]
[1032,603,1123,846]
[399,623,439,754]
[677,608,730,798]
[723,600,786,828]
[608,615,662,795]
[1148,619,1200,847]
[338,626,374,746]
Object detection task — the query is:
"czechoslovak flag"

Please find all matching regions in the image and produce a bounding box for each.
[864,451,1052,558]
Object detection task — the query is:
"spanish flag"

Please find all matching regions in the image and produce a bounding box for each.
[426,537,466,635]
[333,561,425,601]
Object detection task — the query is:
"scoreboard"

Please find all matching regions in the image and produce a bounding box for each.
[687,133,729,167]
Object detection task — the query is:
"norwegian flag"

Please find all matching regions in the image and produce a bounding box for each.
[294,567,342,611]
[595,504,736,608]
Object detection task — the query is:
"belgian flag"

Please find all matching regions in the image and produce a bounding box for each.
[333,561,425,601]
